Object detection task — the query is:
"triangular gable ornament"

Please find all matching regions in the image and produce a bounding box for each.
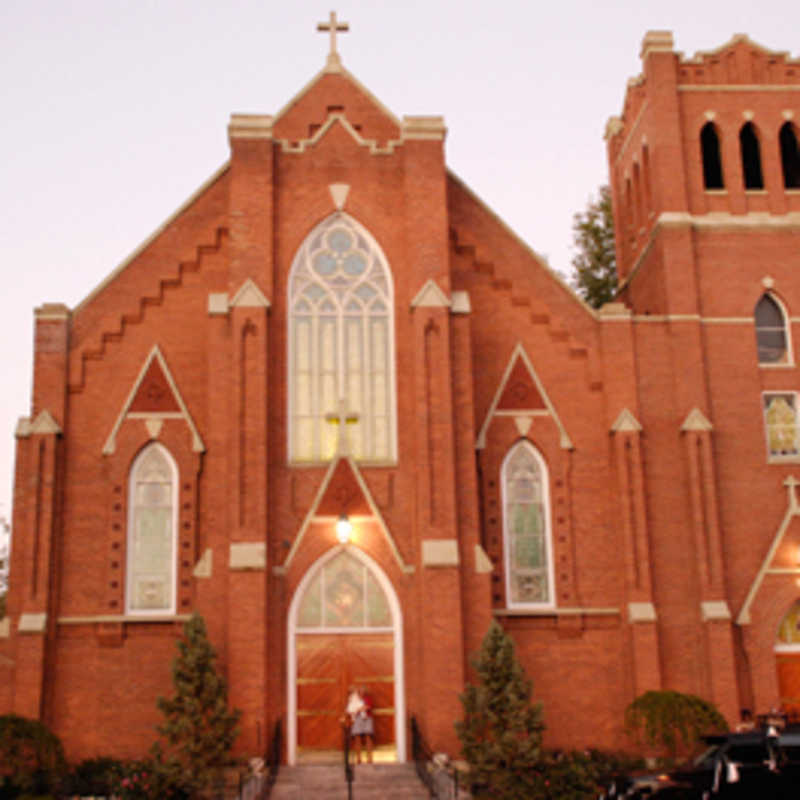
[277,455,412,575]
[230,278,270,309]
[611,408,642,433]
[102,345,205,455]
[476,342,573,450]
[411,279,451,309]
[30,409,62,435]
[681,408,713,432]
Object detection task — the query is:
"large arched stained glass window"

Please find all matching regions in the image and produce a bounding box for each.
[296,550,392,630]
[502,440,554,608]
[126,443,177,614]
[289,213,394,463]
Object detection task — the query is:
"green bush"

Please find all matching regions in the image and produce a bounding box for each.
[625,690,728,763]
[0,715,66,799]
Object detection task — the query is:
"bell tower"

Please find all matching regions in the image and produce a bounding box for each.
[606,31,800,314]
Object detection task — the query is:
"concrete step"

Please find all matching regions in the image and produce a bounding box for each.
[270,763,432,799]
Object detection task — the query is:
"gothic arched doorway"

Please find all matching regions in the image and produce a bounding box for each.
[287,547,405,764]
[776,600,800,712]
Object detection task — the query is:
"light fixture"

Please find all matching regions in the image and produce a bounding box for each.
[336,514,352,544]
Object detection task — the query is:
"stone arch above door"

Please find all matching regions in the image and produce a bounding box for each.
[287,546,406,764]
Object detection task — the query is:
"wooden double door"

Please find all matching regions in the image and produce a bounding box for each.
[297,632,394,751]
[777,653,800,712]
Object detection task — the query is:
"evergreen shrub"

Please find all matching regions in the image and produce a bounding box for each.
[456,620,545,799]
[153,613,240,797]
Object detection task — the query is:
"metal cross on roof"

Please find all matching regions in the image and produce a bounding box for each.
[317,11,349,70]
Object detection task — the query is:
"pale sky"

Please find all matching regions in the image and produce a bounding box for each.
[0,0,796,539]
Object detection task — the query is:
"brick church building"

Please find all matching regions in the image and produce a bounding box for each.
[3,25,800,763]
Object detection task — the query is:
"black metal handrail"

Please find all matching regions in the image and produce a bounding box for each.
[266,718,282,791]
[343,718,354,800]
[410,715,459,799]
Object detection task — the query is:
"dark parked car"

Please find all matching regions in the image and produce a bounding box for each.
[670,731,781,798]
[600,731,783,799]
[777,727,800,788]
[600,770,694,798]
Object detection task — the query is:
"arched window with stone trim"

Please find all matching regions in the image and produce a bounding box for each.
[288,212,395,463]
[740,122,764,190]
[502,440,554,608]
[755,293,789,365]
[296,549,393,631]
[700,122,724,190]
[780,122,800,189]
[126,443,177,614]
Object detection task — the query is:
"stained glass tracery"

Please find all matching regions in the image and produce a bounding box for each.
[127,443,176,613]
[764,393,800,457]
[296,550,392,630]
[289,213,394,463]
[503,440,552,606]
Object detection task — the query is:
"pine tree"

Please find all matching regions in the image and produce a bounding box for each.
[155,613,240,796]
[455,620,545,799]
[570,185,618,309]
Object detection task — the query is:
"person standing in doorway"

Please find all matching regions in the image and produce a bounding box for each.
[346,685,374,763]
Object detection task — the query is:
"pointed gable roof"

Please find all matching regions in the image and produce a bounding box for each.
[102,345,204,455]
[279,455,412,574]
[272,66,401,147]
[477,343,573,450]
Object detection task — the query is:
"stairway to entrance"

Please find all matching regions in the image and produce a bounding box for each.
[270,763,431,799]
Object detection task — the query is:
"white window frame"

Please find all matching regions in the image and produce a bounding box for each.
[287,212,396,464]
[125,442,178,616]
[501,439,555,610]
[755,292,793,368]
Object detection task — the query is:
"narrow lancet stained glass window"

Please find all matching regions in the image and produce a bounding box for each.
[755,294,788,364]
[502,441,552,607]
[289,213,394,462]
[127,443,176,613]
[296,550,392,630]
